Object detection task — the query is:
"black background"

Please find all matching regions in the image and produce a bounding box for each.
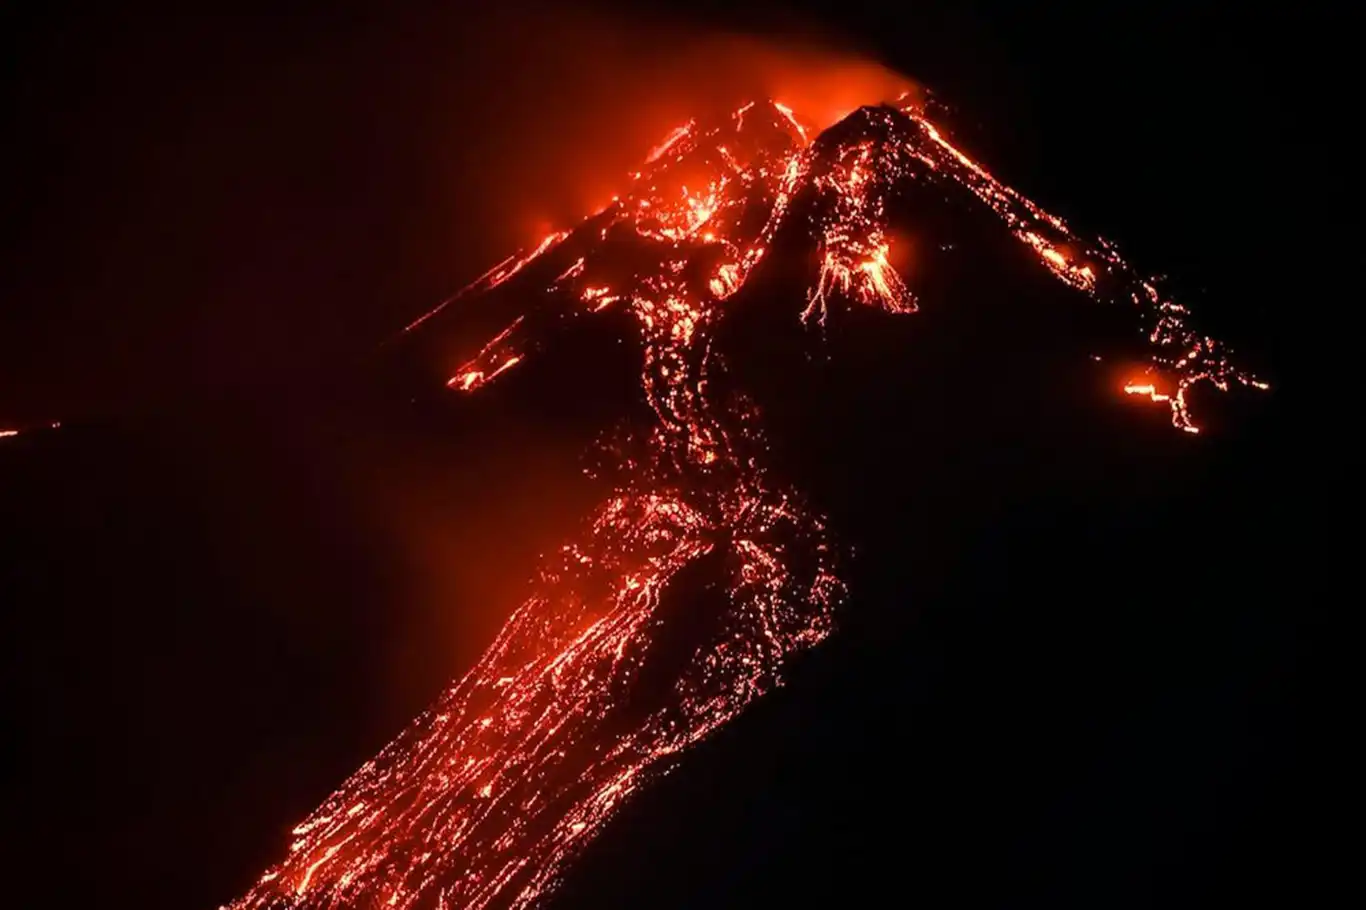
[2,2,1329,907]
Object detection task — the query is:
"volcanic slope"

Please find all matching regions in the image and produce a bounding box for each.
[226,99,1268,910]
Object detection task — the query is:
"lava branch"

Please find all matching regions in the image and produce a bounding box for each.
[231,97,1265,910]
[888,97,1266,431]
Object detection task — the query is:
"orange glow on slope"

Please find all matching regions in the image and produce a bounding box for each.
[803,138,916,324]
[230,96,1265,910]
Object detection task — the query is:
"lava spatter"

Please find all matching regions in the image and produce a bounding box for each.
[228,98,1264,910]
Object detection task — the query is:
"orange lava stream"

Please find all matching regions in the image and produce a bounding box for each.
[230,98,1264,910]
[233,450,838,910]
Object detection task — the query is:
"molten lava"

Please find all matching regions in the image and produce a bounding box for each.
[227,98,1265,910]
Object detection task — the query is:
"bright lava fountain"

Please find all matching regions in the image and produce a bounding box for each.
[227,97,1265,910]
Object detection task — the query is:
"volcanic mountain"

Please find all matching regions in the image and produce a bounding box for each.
[0,92,1280,910]
[190,97,1270,910]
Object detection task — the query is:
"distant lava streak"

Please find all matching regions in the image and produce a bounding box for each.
[229,98,1264,910]
[0,421,60,441]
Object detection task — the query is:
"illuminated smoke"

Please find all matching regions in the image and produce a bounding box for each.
[228,98,1264,910]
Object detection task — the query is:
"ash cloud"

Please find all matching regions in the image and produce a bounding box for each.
[423,2,916,248]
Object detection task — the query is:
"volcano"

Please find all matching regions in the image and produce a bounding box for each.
[203,97,1269,910]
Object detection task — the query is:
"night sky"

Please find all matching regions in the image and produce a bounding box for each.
[2,2,1327,907]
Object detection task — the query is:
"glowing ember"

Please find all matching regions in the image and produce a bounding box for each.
[229,97,1265,910]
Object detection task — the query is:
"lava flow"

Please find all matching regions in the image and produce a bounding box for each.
[228,98,1265,910]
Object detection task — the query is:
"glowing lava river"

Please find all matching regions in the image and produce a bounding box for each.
[226,97,1266,910]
